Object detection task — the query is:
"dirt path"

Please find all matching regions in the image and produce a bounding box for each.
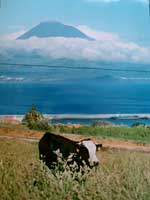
[62,133,150,153]
[0,125,150,153]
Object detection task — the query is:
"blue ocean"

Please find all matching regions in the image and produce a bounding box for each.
[1,63,150,126]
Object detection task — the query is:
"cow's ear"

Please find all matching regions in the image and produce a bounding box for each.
[96,144,102,151]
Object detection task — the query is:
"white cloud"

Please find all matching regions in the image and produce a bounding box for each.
[0,27,150,64]
[1,30,27,40]
[77,25,120,41]
[85,0,148,3]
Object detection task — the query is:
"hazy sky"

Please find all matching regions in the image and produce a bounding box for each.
[0,0,150,45]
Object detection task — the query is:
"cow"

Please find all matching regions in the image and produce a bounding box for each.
[38,132,102,171]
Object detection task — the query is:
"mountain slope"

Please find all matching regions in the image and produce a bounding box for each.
[17,21,93,40]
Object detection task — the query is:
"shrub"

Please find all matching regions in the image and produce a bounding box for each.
[24,105,51,131]
[131,122,146,127]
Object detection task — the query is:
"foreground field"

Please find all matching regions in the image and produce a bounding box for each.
[1,138,150,200]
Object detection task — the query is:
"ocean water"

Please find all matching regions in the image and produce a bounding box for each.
[1,64,150,126]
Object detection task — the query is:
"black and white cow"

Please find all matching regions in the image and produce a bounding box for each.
[39,132,102,170]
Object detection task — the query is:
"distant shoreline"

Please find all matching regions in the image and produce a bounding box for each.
[0,113,150,122]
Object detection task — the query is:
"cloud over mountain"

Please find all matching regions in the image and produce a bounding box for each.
[77,25,120,41]
[0,24,150,64]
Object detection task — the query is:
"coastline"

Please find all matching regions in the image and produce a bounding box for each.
[0,113,150,122]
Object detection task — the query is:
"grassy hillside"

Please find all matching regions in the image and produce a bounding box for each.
[65,125,150,144]
[1,139,150,200]
[1,122,150,144]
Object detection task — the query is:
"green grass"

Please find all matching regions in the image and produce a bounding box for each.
[1,139,150,200]
[51,125,150,144]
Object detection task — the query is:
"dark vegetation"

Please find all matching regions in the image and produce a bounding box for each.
[131,122,146,127]
[92,120,114,127]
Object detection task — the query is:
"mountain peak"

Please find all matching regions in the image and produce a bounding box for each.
[17,21,93,40]
[39,20,61,25]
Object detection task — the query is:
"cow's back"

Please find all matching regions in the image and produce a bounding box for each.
[39,132,77,168]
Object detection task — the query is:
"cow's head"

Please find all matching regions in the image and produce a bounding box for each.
[76,139,102,168]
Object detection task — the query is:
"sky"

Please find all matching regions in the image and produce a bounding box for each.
[0,0,150,64]
[0,0,150,44]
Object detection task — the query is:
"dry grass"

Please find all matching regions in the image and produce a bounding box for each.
[0,138,150,200]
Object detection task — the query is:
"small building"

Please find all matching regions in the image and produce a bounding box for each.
[2,117,21,125]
